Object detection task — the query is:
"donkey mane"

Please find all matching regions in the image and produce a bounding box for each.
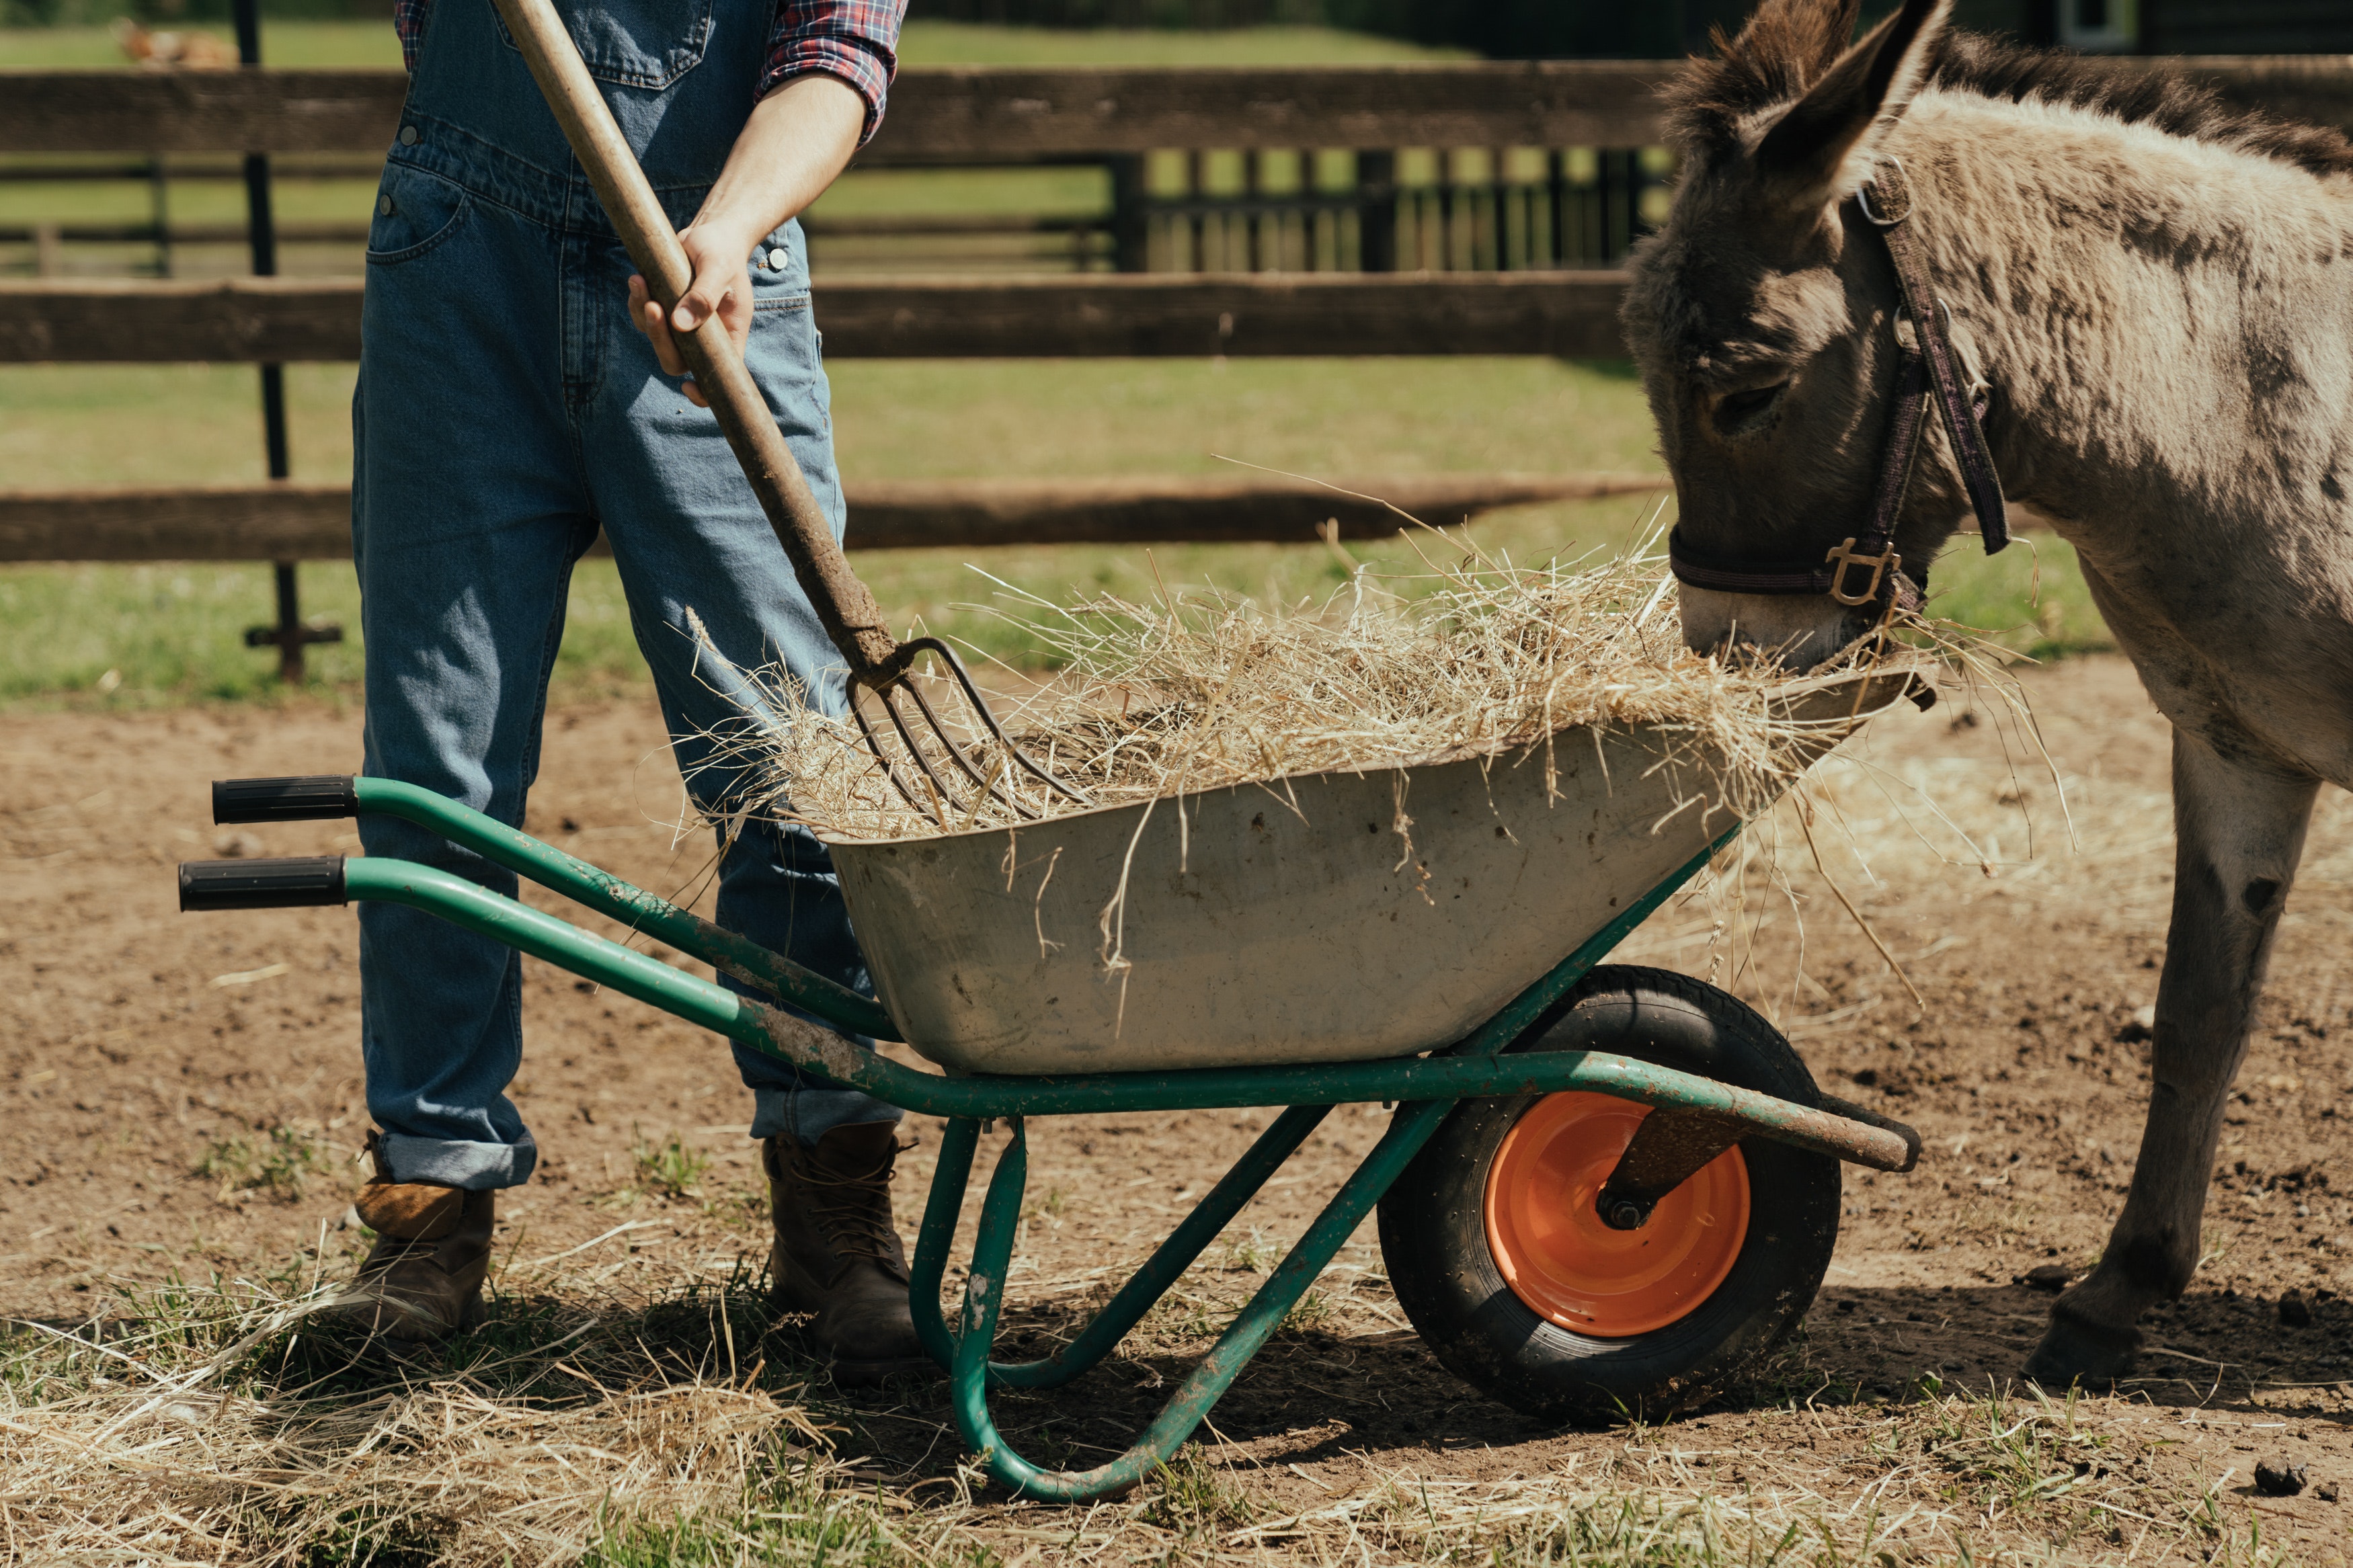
[1669,6,2353,180]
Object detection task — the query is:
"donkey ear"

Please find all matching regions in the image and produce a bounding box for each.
[1754,0,1949,210]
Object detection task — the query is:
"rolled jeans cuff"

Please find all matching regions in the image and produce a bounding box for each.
[748,1087,903,1147]
[374,1130,538,1190]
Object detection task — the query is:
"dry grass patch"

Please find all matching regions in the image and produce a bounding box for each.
[0,1265,989,1567]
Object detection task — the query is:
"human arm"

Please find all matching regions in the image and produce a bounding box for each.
[627,74,865,406]
[631,0,906,406]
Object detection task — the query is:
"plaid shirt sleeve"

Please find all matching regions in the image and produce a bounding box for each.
[762,0,908,144]
[395,0,906,142]
[393,0,429,74]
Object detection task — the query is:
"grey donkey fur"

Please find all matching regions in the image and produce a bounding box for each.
[1622,0,2353,1385]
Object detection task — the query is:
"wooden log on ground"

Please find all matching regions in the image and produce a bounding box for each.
[0,274,1633,362]
[0,474,1669,563]
[844,472,1668,548]
[4,58,2349,159]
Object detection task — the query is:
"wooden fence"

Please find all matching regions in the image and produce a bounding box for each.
[0,272,1632,361]
[11,57,2350,157]
[5,53,2352,674]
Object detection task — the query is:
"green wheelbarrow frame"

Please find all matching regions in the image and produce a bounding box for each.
[178,775,1919,1501]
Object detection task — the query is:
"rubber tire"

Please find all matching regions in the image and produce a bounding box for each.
[1378,965,1840,1424]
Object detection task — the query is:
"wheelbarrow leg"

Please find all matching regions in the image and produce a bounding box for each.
[909,1105,1333,1391]
[947,1100,1454,1501]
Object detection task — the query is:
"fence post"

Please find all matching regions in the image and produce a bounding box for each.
[232,0,342,683]
[1545,149,1568,268]
[1107,153,1148,272]
[147,155,171,277]
[1356,149,1396,273]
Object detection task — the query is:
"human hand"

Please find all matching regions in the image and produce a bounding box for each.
[628,221,756,409]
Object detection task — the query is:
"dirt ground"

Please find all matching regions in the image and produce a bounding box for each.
[12,655,2353,1561]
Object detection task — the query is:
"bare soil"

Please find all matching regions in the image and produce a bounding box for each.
[10,655,2353,1561]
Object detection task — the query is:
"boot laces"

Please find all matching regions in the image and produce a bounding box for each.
[789,1141,903,1262]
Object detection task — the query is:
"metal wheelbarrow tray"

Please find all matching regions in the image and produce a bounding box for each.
[176,669,1926,1501]
[832,672,1897,1075]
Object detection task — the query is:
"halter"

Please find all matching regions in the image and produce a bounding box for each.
[1666,157,2009,617]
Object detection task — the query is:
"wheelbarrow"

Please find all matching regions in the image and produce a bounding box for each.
[175,672,1925,1501]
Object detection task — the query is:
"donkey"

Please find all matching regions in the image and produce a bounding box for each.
[1622,0,2353,1384]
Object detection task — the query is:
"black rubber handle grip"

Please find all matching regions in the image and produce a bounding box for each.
[212,775,358,824]
[178,857,348,911]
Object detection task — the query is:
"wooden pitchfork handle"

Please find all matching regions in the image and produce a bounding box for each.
[491,0,906,682]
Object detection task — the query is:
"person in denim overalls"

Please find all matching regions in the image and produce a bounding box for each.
[340,0,922,1381]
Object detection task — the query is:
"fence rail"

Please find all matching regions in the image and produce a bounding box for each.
[5,57,2349,159]
[5,53,2346,609]
[0,272,1632,362]
[0,474,1667,562]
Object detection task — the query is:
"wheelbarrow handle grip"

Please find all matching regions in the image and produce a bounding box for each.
[213,774,358,824]
[179,857,348,911]
[487,0,900,678]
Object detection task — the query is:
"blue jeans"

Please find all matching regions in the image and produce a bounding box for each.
[352,170,899,1190]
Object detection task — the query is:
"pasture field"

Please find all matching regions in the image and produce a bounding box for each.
[0,16,2110,712]
[5,655,2352,1564]
[0,26,2167,1559]
[0,17,1465,69]
[0,351,2110,708]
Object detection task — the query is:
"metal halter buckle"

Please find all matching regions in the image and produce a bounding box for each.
[1824,537,1901,606]
[1855,155,1909,227]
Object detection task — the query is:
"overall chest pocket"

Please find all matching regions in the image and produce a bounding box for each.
[495,0,713,89]
[366,163,473,266]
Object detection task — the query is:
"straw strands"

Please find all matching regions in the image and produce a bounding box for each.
[0,1272,927,1567]
[701,540,1938,845]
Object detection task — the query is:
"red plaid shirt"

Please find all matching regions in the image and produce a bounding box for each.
[393,0,906,141]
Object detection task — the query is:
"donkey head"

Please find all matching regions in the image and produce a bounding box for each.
[1624,0,1960,670]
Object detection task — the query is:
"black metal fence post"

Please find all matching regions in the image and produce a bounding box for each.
[1106,154,1148,272]
[147,155,171,277]
[1356,149,1396,274]
[233,0,342,684]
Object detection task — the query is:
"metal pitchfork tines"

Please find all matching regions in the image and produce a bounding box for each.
[845,635,1087,824]
[496,0,1086,827]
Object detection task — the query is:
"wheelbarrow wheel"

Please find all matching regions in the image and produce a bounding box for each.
[1378,964,1838,1424]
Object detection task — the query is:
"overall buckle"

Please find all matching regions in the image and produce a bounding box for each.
[1824,537,1901,606]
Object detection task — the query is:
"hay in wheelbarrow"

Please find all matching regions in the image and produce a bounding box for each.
[701,537,1935,845]
[682,534,2038,1072]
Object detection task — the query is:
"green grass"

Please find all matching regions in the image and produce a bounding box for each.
[195,1123,329,1201]
[1927,530,2114,663]
[897,19,1466,65]
[0,12,2109,708]
[0,17,1459,69]
[0,356,1671,707]
[0,18,1448,250]
[0,19,401,67]
[0,352,2112,707]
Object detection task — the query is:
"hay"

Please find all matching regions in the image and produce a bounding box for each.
[0,1272,923,1567]
[700,536,1939,846]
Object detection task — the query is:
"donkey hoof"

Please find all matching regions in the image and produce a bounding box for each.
[2023,1307,2140,1387]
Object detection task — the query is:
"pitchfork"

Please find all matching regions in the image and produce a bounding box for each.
[494,0,1084,826]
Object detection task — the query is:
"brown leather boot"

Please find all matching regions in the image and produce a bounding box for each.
[764,1121,930,1385]
[327,1135,495,1346]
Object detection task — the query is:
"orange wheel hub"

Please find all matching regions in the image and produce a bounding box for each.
[1484,1091,1750,1338]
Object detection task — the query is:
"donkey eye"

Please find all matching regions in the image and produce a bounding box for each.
[1712,381,1789,434]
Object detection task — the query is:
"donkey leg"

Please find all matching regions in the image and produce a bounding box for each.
[2024,729,2319,1386]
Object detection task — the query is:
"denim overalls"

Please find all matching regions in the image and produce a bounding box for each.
[352,0,895,1189]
